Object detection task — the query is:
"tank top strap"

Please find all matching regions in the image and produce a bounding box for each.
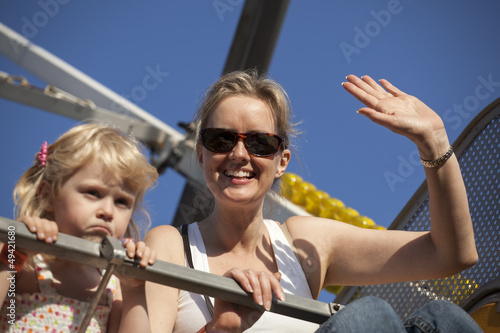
[32,253,57,293]
[102,272,118,307]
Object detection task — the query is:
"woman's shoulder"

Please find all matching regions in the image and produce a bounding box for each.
[145,224,184,244]
[144,224,184,263]
[147,223,182,235]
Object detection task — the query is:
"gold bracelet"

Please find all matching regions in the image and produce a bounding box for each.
[420,145,454,168]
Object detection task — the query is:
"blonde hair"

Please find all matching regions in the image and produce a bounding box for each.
[193,69,300,153]
[13,123,158,240]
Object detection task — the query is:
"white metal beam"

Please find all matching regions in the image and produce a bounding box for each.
[0,22,310,224]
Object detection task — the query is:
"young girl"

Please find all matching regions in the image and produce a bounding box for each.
[0,123,159,332]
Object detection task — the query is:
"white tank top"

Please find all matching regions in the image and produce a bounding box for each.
[173,220,320,332]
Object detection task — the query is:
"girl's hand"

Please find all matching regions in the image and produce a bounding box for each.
[207,268,284,332]
[342,75,450,160]
[18,216,59,243]
[121,239,157,268]
[118,239,157,289]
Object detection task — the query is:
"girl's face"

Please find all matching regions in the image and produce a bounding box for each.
[45,159,137,242]
[198,95,291,209]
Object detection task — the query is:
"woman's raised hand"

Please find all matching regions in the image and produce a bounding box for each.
[342,75,450,160]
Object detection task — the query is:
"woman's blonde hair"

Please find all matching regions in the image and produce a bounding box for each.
[13,123,158,240]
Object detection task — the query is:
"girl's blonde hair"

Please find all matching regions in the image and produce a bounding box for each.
[13,123,158,240]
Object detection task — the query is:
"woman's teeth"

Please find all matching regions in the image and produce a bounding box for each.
[224,170,253,178]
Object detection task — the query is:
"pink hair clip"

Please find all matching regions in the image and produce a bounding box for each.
[37,141,48,166]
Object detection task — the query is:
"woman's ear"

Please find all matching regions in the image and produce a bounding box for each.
[37,180,54,213]
[197,144,204,168]
[275,148,291,178]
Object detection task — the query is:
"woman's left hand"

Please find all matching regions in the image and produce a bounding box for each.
[342,74,450,160]
[206,268,284,332]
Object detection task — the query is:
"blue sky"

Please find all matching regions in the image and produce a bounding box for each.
[1,1,500,302]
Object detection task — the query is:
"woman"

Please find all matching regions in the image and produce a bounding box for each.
[145,71,480,332]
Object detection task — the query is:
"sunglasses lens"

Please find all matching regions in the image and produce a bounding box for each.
[202,129,236,153]
[246,133,281,156]
[201,129,283,157]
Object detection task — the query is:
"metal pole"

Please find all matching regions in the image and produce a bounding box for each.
[0,217,341,325]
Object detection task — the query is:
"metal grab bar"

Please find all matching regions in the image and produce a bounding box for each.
[0,216,342,328]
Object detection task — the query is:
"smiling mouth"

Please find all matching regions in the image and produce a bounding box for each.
[224,170,255,179]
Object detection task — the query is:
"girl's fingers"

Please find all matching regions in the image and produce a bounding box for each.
[122,238,136,258]
[19,216,37,233]
[137,244,156,267]
[19,216,58,243]
[44,221,59,243]
[122,239,156,267]
[135,241,146,258]
[147,248,157,265]
[139,246,150,267]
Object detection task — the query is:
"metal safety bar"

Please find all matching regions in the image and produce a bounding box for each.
[0,217,343,328]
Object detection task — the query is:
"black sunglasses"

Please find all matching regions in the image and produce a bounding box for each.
[200,128,284,157]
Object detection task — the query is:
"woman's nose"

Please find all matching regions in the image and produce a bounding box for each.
[229,139,250,160]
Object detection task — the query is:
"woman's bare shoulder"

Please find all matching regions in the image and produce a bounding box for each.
[146,224,181,238]
[144,224,184,263]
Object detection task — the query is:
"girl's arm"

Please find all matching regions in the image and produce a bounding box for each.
[0,217,58,306]
[144,225,185,333]
[107,240,157,333]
